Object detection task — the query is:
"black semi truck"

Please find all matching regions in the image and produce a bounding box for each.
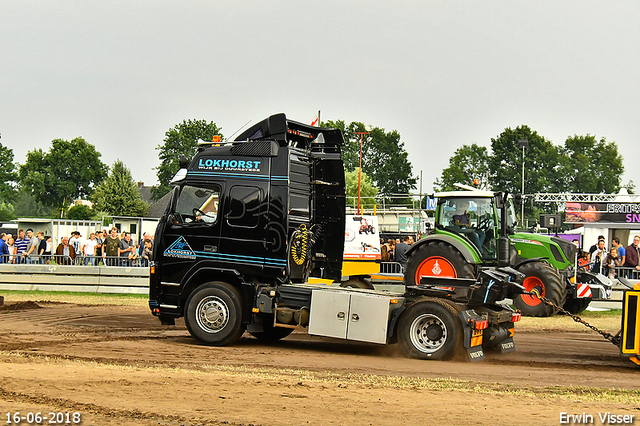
[149,113,525,361]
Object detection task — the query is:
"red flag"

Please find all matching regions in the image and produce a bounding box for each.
[310,111,320,126]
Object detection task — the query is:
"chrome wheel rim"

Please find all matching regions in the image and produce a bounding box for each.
[409,313,447,354]
[195,295,229,333]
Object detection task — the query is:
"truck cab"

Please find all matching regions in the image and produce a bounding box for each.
[149,114,346,326]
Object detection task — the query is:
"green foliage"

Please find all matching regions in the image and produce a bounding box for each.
[153,119,223,200]
[489,126,563,196]
[12,188,59,218]
[323,120,416,199]
[0,142,18,203]
[18,137,107,214]
[0,201,15,221]
[345,169,378,210]
[434,144,490,191]
[436,125,630,223]
[66,204,95,220]
[559,135,625,193]
[92,160,149,217]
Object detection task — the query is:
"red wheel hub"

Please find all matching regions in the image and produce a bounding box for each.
[415,256,457,285]
[520,276,545,306]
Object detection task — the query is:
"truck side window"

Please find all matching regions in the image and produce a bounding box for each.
[226,186,261,228]
[173,185,221,225]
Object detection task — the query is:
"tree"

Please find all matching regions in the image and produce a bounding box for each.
[0,142,18,203]
[18,137,107,215]
[92,160,149,217]
[0,202,15,221]
[323,120,417,199]
[488,126,564,196]
[67,204,95,220]
[12,188,59,218]
[345,169,378,211]
[153,119,223,200]
[559,135,625,193]
[434,144,490,191]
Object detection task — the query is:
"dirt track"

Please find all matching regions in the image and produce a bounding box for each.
[1,300,639,426]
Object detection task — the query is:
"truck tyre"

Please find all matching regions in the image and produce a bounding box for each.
[184,282,245,346]
[340,278,374,289]
[563,297,591,314]
[403,241,475,286]
[397,299,463,360]
[514,262,565,317]
[248,315,295,342]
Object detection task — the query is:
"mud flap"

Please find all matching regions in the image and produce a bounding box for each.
[498,336,516,353]
[459,310,487,362]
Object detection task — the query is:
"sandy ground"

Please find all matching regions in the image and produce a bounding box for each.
[1,299,639,426]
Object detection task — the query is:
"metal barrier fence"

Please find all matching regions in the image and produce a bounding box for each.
[0,254,150,267]
[582,262,640,280]
[379,262,404,274]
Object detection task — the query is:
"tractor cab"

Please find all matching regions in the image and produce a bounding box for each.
[435,191,516,261]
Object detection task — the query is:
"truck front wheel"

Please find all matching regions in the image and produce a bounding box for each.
[185,282,245,346]
[513,262,565,317]
[397,300,463,360]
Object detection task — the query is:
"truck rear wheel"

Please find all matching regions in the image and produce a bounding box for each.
[513,262,565,317]
[248,315,295,342]
[397,299,463,360]
[185,282,245,346]
[340,278,373,289]
[403,241,475,286]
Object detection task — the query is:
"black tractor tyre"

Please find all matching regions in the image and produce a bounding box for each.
[563,297,592,314]
[397,298,463,360]
[403,241,475,286]
[513,262,565,317]
[184,282,246,346]
[340,278,374,289]
[248,315,295,342]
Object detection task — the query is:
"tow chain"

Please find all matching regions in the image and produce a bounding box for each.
[530,290,622,347]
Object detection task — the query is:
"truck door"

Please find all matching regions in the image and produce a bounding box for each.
[159,183,223,284]
[218,184,271,274]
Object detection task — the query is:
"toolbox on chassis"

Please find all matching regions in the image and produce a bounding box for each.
[149,114,525,361]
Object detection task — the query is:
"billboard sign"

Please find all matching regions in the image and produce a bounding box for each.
[344,215,381,260]
[565,202,640,224]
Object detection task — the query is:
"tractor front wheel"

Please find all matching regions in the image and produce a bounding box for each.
[513,262,565,317]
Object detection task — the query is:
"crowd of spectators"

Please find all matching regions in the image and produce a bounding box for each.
[380,234,418,272]
[0,228,154,266]
[577,234,640,279]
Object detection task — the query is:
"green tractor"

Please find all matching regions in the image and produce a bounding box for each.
[404,190,610,316]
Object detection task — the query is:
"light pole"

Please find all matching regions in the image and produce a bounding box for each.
[518,138,529,228]
[354,130,371,215]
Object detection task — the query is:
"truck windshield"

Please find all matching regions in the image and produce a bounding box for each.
[173,184,221,224]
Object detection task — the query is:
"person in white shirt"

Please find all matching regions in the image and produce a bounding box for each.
[591,239,607,274]
[83,233,98,266]
[69,231,84,259]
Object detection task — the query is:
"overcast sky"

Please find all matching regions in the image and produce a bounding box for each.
[2,1,639,195]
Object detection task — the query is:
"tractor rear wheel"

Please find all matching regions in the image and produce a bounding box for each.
[513,262,565,317]
[403,241,475,286]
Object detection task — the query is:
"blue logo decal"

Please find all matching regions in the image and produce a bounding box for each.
[164,236,196,259]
